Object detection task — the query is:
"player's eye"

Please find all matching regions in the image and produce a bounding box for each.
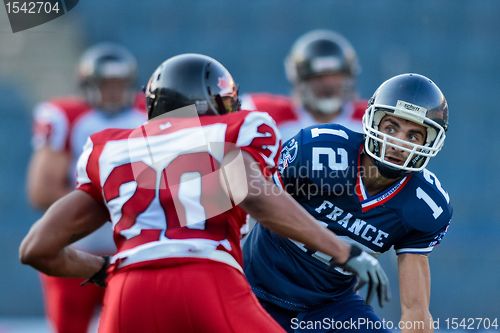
[408,133,423,143]
[383,125,396,134]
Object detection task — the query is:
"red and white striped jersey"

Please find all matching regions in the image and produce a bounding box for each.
[241,93,366,140]
[31,95,147,254]
[75,110,281,271]
[32,95,146,181]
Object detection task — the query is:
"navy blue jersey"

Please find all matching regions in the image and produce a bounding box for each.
[243,124,452,311]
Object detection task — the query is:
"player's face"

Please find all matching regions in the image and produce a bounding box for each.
[98,78,132,111]
[378,115,427,165]
[221,96,240,113]
[219,84,240,114]
[306,73,351,99]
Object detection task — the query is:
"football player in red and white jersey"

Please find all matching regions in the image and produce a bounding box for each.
[241,30,366,140]
[27,43,146,333]
[20,54,389,333]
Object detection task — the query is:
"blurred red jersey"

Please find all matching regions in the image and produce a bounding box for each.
[241,93,366,140]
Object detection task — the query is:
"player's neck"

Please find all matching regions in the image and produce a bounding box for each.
[360,153,403,197]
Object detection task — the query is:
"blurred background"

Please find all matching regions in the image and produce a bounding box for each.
[0,0,499,331]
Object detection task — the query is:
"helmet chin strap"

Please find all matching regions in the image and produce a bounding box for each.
[373,158,407,179]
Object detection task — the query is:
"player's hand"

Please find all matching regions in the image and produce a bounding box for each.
[340,245,391,307]
[81,256,109,288]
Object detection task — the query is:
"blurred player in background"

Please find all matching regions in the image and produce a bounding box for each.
[27,43,146,333]
[20,53,389,333]
[242,30,366,139]
[244,73,452,332]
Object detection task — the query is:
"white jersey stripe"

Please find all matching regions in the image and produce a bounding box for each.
[395,246,434,254]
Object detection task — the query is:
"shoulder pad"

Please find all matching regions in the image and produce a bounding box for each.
[397,169,452,233]
[279,124,362,179]
[89,127,133,145]
[247,93,297,124]
[48,97,90,118]
[298,123,363,147]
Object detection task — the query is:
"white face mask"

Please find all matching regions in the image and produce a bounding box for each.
[314,97,343,114]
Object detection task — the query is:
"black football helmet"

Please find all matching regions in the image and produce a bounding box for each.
[78,43,137,109]
[285,30,359,115]
[145,53,240,119]
[363,73,448,178]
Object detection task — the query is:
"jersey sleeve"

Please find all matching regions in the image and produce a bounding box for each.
[394,170,453,255]
[240,93,257,110]
[393,220,451,255]
[240,93,297,125]
[32,102,69,152]
[235,111,282,177]
[75,137,103,203]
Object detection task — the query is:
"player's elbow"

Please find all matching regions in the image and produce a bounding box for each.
[19,244,54,273]
[19,238,40,267]
[19,228,51,268]
[240,192,263,214]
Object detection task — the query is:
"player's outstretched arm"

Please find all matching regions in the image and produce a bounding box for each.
[221,150,350,263]
[20,190,108,278]
[221,150,390,306]
[398,253,433,332]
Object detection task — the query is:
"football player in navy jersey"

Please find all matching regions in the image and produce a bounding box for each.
[243,73,452,333]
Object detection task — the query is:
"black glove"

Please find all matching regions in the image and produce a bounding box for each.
[339,245,391,307]
[81,256,109,288]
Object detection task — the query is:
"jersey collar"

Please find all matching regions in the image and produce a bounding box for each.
[355,147,412,212]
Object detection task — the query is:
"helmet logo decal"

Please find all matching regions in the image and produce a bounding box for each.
[278,139,299,173]
[311,57,341,72]
[217,76,234,96]
[217,77,229,89]
[396,100,427,117]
